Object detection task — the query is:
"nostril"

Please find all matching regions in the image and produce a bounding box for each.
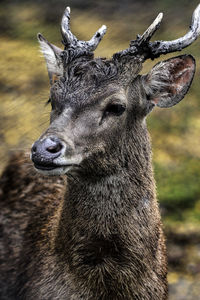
[31,137,64,161]
[46,143,63,154]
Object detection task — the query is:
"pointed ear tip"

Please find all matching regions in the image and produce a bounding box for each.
[186,54,195,64]
[178,54,195,63]
[180,54,196,71]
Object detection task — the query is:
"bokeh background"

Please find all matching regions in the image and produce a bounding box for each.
[1,0,200,298]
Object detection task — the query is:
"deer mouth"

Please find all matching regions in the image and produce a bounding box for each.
[34,162,72,171]
[31,148,83,175]
[33,161,75,176]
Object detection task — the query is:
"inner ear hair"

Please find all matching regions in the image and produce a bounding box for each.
[142,66,169,98]
[38,33,63,85]
[142,54,196,108]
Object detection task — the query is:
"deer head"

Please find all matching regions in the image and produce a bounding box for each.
[31,5,200,177]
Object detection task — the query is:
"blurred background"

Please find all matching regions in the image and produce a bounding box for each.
[0,0,200,298]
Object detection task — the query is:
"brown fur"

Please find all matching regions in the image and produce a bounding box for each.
[0,133,168,300]
[0,11,196,300]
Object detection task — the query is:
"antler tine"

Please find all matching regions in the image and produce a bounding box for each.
[61,6,107,52]
[139,13,163,44]
[113,13,163,59]
[61,6,78,46]
[149,4,200,57]
[114,4,200,61]
[86,25,107,51]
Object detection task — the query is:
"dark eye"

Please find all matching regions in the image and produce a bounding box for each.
[104,103,126,117]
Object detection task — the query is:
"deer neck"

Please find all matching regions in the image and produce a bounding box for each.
[55,126,160,255]
[53,129,166,299]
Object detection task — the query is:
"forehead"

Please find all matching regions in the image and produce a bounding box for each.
[51,81,124,108]
[50,56,141,108]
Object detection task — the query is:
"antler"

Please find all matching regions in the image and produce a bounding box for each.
[114,4,200,61]
[61,6,107,51]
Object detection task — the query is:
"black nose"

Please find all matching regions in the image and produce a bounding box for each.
[31,136,64,168]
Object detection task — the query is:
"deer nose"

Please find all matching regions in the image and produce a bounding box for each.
[31,136,64,166]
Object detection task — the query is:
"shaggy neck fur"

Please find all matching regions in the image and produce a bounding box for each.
[53,122,168,300]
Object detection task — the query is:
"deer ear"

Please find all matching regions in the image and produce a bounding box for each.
[37,33,63,85]
[142,55,195,108]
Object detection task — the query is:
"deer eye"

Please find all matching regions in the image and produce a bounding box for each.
[104,103,126,117]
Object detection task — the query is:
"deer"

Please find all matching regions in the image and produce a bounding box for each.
[0,4,200,300]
